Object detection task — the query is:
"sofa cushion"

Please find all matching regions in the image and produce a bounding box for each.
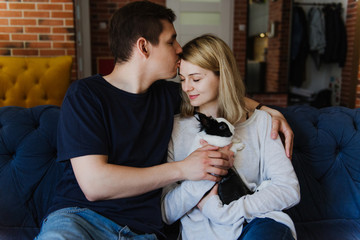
[275,105,360,239]
[295,219,360,240]
[0,56,72,107]
[0,105,62,232]
[0,226,39,240]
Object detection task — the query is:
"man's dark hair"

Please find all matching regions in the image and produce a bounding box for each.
[109,1,176,63]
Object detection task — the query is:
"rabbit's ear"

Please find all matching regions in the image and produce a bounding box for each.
[194,111,201,121]
[195,112,207,123]
[195,112,212,132]
[197,113,208,125]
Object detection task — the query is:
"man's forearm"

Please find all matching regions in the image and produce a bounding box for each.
[71,145,232,201]
[244,97,260,111]
[71,155,185,201]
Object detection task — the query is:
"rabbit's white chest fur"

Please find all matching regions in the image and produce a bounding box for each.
[197,131,244,152]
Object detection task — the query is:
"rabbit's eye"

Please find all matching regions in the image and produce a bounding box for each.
[219,124,227,130]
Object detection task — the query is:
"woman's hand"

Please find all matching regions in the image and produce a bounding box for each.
[197,184,219,211]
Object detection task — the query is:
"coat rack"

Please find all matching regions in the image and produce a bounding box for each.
[293,2,342,6]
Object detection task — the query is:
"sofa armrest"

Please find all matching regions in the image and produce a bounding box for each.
[0,105,62,232]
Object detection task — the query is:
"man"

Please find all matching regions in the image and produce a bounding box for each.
[36,1,293,239]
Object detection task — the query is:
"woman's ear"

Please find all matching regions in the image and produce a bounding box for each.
[137,37,149,58]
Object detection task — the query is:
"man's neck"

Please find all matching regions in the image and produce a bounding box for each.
[103,62,155,94]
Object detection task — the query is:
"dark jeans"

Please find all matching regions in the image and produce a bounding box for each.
[238,218,295,240]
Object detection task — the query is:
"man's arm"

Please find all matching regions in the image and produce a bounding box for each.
[71,145,232,201]
[244,97,294,158]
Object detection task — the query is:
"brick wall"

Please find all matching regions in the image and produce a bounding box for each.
[0,0,76,81]
[358,65,360,107]
[233,0,247,80]
[352,2,360,109]
[266,0,291,93]
[89,0,165,75]
[341,0,360,108]
[247,92,288,108]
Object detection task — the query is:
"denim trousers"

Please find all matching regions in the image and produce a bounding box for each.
[35,207,158,240]
[238,217,295,240]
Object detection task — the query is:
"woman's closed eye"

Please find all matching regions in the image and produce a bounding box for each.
[179,77,200,82]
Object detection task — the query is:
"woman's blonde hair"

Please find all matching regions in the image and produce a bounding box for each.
[180,34,246,124]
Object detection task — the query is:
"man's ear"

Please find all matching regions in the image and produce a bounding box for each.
[137,37,149,58]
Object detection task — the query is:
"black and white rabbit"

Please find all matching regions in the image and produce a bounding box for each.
[195,112,252,205]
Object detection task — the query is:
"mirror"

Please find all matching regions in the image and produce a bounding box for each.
[245,0,269,93]
[245,0,292,94]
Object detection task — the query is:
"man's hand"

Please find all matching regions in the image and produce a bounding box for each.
[262,106,294,159]
[200,139,235,166]
[178,144,233,182]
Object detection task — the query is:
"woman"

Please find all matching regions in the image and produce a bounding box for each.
[162,34,300,240]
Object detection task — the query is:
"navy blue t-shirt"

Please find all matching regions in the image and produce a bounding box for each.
[49,75,181,237]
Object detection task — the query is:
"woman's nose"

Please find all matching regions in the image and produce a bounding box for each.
[183,81,194,92]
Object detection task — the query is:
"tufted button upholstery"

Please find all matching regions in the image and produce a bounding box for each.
[0,104,359,240]
[0,56,72,108]
[275,105,360,239]
[0,105,63,238]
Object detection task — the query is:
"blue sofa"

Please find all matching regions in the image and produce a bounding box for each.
[0,105,359,240]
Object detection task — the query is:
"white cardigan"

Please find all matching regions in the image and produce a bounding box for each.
[162,110,300,240]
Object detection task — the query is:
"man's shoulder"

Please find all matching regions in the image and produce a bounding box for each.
[67,74,100,90]
[71,74,103,87]
[151,79,180,91]
[66,74,107,97]
[151,80,181,111]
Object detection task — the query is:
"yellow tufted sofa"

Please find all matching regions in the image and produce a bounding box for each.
[0,56,72,108]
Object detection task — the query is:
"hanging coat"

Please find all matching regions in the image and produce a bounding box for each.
[290,6,309,87]
[322,3,347,67]
[308,7,326,69]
